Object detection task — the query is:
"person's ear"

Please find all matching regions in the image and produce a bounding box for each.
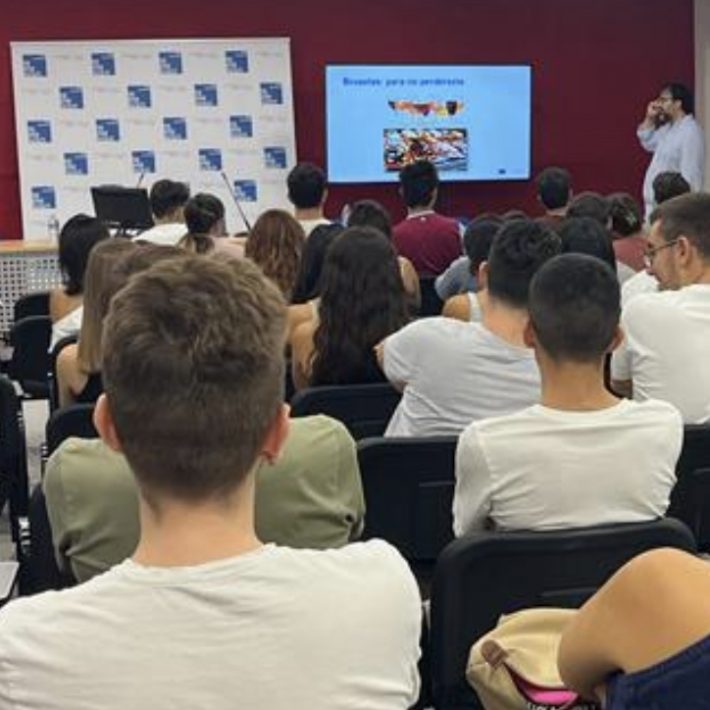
[477,261,489,289]
[93,394,123,453]
[261,403,290,464]
[523,318,537,349]
[676,235,694,265]
[608,325,625,353]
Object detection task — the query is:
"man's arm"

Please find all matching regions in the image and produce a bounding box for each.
[637,100,665,152]
[680,122,705,191]
[452,426,493,536]
[376,321,426,393]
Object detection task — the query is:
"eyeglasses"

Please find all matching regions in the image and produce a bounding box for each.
[643,238,680,269]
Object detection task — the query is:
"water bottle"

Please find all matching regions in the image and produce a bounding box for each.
[47,214,60,242]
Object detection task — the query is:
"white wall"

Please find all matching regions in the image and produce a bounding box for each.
[695,0,710,188]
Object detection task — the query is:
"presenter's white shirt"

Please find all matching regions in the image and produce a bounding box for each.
[0,541,421,710]
[383,317,540,437]
[611,284,710,423]
[453,399,682,536]
[133,222,187,246]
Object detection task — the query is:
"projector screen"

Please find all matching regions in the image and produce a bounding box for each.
[325,64,531,184]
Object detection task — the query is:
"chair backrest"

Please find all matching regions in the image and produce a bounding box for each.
[13,291,50,323]
[668,424,710,548]
[357,436,456,563]
[47,335,79,412]
[45,403,98,457]
[290,383,402,439]
[9,316,51,399]
[418,275,443,317]
[429,518,697,710]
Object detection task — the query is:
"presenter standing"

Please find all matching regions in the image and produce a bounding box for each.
[638,82,704,219]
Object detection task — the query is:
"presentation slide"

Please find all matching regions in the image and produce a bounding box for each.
[326,64,531,184]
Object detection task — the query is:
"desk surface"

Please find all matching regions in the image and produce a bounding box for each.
[0,240,57,254]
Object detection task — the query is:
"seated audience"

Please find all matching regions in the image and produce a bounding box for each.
[559,217,618,273]
[179,193,243,258]
[346,199,421,310]
[536,166,571,226]
[244,209,305,300]
[45,415,364,583]
[0,254,421,709]
[612,193,710,423]
[135,179,189,246]
[379,219,560,437]
[436,213,501,302]
[653,170,691,206]
[453,254,680,535]
[393,159,462,275]
[291,227,409,390]
[441,215,502,321]
[559,549,710,708]
[50,215,110,349]
[566,191,611,227]
[609,192,645,272]
[287,162,331,235]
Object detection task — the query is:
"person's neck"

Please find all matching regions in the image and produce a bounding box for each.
[156,213,183,226]
[481,296,529,347]
[681,262,710,287]
[545,206,567,218]
[132,485,261,568]
[671,111,687,125]
[538,358,619,411]
[295,207,323,221]
[407,204,435,217]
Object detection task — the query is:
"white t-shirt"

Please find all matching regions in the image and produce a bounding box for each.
[453,398,682,536]
[611,284,710,423]
[133,222,187,246]
[49,305,83,351]
[0,541,421,710]
[383,317,540,437]
[297,217,331,237]
[621,270,657,308]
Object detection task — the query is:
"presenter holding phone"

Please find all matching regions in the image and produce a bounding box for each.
[637,82,704,219]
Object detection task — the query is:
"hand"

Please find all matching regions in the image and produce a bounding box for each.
[645,100,662,122]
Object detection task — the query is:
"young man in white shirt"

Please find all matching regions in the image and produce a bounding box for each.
[454,254,681,536]
[134,178,190,246]
[378,219,561,437]
[611,192,710,423]
[287,162,331,236]
[0,255,421,710]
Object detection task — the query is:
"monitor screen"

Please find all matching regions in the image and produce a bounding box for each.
[325,64,532,184]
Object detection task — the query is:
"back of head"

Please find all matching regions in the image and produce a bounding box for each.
[486,219,561,308]
[651,192,710,260]
[567,192,611,226]
[653,171,691,206]
[536,167,571,210]
[183,193,225,236]
[245,209,305,299]
[463,215,502,272]
[529,254,620,363]
[501,209,528,222]
[287,162,326,209]
[291,222,344,303]
[608,193,643,237]
[102,255,286,505]
[664,81,694,115]
[347,199,392,239]
[559,217,617,272]
[399,159,438,208]
[149,179,190,220]
[58,214,110,296]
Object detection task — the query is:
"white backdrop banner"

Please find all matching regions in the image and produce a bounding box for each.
[11,38,296,240]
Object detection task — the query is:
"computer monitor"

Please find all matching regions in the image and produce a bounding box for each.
[91,186,154,232]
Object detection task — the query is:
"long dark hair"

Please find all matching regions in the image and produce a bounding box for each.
[291,223,344,303]
[310,227,408,385]
[179,193,225,254]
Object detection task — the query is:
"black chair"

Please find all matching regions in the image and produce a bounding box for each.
[13,291,50,323]
[290,383,401,439]
[429,518,697,710]
[668,424,710,549]
[419,275,444,317]
[357,436,456,575]
[9,315,51,399]
[45,403,98,457]
[47,335,79,412]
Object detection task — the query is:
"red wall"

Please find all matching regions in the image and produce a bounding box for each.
[0,0,694,238]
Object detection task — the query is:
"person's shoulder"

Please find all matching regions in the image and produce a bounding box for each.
[622,397,683,426]
[459,405,540,444]
[287,414,352,452]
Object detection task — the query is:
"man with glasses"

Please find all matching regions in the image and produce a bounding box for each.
[638,83,704,220]
[611,193,710,423]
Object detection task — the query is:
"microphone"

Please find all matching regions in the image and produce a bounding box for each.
[136,172,146,188]
[220,170,252,232]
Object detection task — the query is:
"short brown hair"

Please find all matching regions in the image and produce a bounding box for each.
[651,192,710,259]
[101,255,287,505]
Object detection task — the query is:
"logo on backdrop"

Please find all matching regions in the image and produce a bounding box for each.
[92,52,116,76]
[132,150,156,173]
[23,54,47,77]
[194,84,218,107]
[31,186,56,209]
[128,85,152,108]
[96,118,121,142]
[159,51,183,75]
[164,117,188,140]
[233,180,257,202]
[27,120,52,143]
[260,82,283,105]
[229,115,253,138]
[64,152,89,175]
[263,146,287,169]
[60,86,84,109]
[199,148,223,171]
[225,50,249,73]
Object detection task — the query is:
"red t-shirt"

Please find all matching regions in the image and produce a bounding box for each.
[613,235,645,272]
[393,212,462,275]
